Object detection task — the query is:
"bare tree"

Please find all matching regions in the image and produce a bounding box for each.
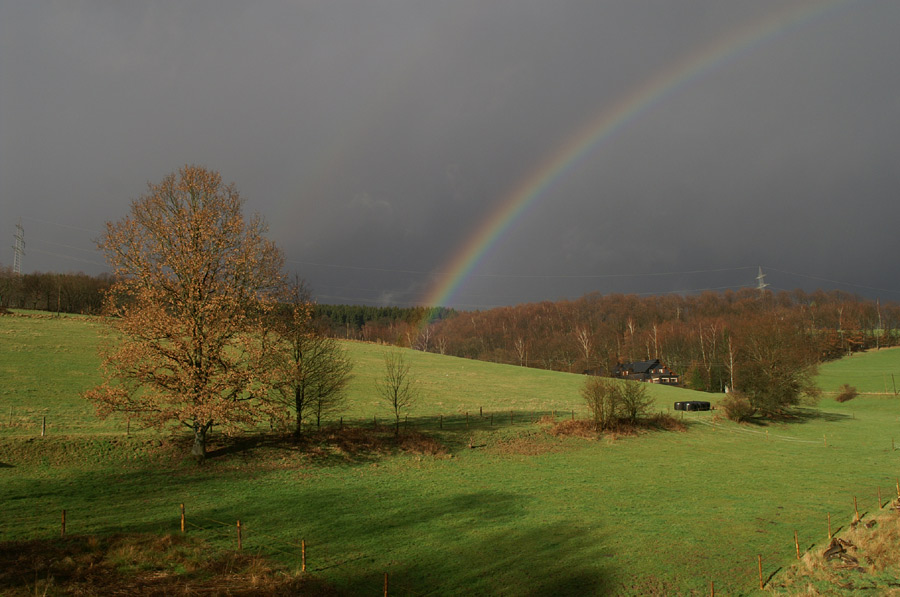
[84,165,284,461]
[376,350,419,436]
[267,280,352,435]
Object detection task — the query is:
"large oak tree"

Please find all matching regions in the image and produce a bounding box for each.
[85,165,284,460]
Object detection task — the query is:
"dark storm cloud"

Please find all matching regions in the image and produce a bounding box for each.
[2,0,898,307]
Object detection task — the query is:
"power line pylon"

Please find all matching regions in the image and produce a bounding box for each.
[756,266,769,295]
[12,221,25,275]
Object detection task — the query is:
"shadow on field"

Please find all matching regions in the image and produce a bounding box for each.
[736,407,852,428]
[198,409,582,465]
[217,487,615,595]
[5,448,617,593]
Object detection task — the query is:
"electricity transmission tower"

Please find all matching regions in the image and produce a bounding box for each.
[12,221,25,275]
[755,266,769,295]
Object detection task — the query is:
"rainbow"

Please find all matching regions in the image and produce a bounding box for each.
[419,0,860,321]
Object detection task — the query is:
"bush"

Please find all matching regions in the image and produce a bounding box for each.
[618,380,653,423]
[582,377,620,430]
[720,391,755,422]
[581,377,653,430]
[835,384,858,403]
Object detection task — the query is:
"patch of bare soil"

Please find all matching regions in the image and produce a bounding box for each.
[0,533,337,596]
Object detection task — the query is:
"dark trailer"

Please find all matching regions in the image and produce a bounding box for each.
[674,401,711,411]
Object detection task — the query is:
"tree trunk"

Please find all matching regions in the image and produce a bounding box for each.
[294,387,304,437]
[191,420,213,462]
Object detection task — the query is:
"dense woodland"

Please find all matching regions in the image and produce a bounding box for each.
[426,289,900,393]
[3,267,896,395]
[0,268,110,314]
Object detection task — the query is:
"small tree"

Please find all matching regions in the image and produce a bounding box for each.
[268,281,352,436]
[582,377,620,430]
[84,165,284,461]
[376,350,418,436]
[618,380,653,423]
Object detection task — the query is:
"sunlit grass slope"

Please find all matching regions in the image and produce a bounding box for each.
[0,312,715,436]
[2,313,900,595]
[816,346,900,394]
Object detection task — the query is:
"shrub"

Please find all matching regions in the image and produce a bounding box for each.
[581,377,654,429]
[720,391,755,422]
[582,377,621,430]
[618,380,653,423]
[835,383,859,403]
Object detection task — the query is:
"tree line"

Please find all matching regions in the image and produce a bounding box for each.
[423,290,899,393]
[314,303,455,346]
[0,268,111,314]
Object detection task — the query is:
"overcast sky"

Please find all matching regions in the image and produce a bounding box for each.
[2,0,898,308]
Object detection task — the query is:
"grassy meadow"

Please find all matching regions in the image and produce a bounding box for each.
[2,312,900,595]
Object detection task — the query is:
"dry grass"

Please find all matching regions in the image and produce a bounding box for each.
[0,533,336,596]
[770,501,900,595]
[548,413,686,440]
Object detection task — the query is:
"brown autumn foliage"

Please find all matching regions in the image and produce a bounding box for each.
[84,165,285,461]
[421,289,896,417]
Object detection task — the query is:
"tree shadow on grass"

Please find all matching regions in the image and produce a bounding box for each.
[204,427,448,468]
[734,407,852,428]
[220,486,616,595]
[202,409,588,465]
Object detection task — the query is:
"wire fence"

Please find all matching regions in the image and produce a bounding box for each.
[9,477,900,597]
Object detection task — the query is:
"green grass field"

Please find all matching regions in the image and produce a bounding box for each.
[2,312,900,595]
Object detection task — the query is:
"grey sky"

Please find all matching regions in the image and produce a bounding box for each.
[2,0,898,308]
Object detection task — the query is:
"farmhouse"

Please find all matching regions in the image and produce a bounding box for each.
[614,359,680,385]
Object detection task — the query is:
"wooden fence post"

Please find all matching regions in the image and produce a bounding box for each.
[61,509,66,538]
[384,572,389,597]
[42,416,46,436]
[854,497,859,522]
[828,512,832,539]
[302,539,306,572]
[878,487,882,509]
[794,530,800,559]
[236,520,242,550]
[180,503,185,533]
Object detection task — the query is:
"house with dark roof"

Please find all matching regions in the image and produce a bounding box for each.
[613,359,680,385]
